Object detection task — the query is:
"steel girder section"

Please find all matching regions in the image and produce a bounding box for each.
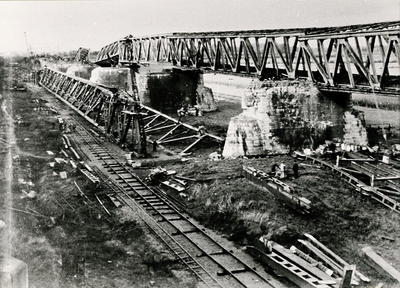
[75,47,90,63]
[119,35,172,64]
[140,104,224,154]
[297,28,400,94]
[39,67,144,150]
[95,40,120,66]
[93,21,400,94]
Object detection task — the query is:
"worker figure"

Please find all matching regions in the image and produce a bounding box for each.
[271,163,279,175]
[278,163,286,179]
[177,106,187,122]
[293,161,299,178]
[152,141,157,152]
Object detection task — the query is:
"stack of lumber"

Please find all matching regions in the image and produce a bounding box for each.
[247,233,371,288]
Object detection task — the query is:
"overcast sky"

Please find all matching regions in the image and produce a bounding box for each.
[0,0,399,55]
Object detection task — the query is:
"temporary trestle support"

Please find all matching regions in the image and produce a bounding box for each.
[140,104,224,154]
[39,67,145,154]
[95,21,400,95]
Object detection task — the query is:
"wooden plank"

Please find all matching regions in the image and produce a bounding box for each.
[304,233,370,283]
[361,246,400,283]
[246,246,332,288]
[350,162,375,178]
[376,187,400,197]
[375,176,400,181]
[339,158,376,162]
[339,265,356,288]
[290,246,334,277]
[297,239,344,276]
[273,244,336,282]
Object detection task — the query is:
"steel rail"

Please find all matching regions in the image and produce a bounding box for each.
[71,120,225,287]
[95,167,225,288]
[71,118,277,288]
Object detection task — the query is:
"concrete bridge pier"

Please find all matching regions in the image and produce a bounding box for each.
[222,80,368,158]
[89,65,217,114]
[134,65,217,113]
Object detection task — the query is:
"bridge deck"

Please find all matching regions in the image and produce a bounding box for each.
[94,21,400,95]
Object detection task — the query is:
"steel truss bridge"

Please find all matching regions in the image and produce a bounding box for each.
[39,67,223,152]
[95,21,400,95]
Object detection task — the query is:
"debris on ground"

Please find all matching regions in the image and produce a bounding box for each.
[208,151,222,161]
[247,233,370,287]
[242,165,312,214]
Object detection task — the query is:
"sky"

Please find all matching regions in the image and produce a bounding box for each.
[0,0,399,55]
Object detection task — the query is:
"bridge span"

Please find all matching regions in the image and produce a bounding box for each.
[95,21,400,96]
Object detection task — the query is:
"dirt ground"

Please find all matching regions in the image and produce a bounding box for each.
[136,88,400,287]
[0,65,198,288]
[1,62,400,288]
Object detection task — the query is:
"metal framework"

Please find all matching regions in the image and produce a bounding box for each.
[39,67,146,153]
[75,47,90,63]
[95,21,400,95]
[140,104,224,154]
[39,67,223,154]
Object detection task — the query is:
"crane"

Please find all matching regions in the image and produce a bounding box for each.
[24,32,33,57]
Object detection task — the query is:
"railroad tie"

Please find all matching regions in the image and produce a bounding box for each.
[162,217,182,222]
[183,260,196,266]
[101,156,113,160]
[143,195,158,199]
[159,211,176,215]
[152,206,171,211]
[102,163,119,167]
[119,177,136,181]
[148,202,166,206]
[128,184,146,188]
[112,168,126,172]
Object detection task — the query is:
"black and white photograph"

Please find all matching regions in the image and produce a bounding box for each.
[0,0,399,287]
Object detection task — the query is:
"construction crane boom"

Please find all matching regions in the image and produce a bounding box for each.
[24,32,32,57]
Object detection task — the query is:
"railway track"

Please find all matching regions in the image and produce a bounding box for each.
[70,118,278,288]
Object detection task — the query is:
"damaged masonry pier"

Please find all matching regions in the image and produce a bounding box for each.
[223,80,368,157]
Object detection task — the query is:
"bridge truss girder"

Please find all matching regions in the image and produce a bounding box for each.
[95,21,400,95]
[39,68,146,153]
